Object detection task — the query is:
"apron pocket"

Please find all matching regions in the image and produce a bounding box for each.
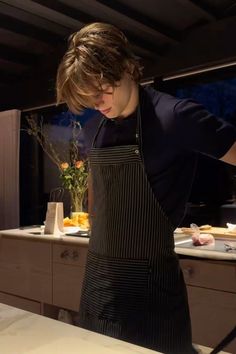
[81,250,150,322]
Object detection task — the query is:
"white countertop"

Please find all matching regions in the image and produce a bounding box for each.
[0,227,89,246]
[174,234,236,260]
[0,303,157,354]
[0,303,229,354]
[175,244,236,260]
[1,228,236,260]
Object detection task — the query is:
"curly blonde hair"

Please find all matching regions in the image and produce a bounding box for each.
[56,22,142,113]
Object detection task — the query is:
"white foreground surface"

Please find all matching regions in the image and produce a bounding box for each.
[0,303,230,354]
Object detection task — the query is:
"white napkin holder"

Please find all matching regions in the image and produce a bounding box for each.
[44,202,64,235]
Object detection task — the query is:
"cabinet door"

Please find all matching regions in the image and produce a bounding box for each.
[53,263,85,311]
[187,286,236,353]
[0,237,52,303]
[52,244,88,311]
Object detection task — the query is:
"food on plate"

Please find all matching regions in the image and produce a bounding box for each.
[199,224,212,230]
[181,227,192,234]
[192,233,215,246]
[63,212,90,229]
[63,217,75,226]
[181,224,212,234]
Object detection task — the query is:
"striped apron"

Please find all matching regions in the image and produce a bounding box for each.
[78,108,196,354]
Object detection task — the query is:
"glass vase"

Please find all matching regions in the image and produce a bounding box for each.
[70,190,84,216]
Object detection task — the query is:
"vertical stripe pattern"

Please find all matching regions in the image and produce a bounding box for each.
[78,137,197,353]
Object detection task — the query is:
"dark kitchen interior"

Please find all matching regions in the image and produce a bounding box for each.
[0,0,234,227]
[1,2,236,353]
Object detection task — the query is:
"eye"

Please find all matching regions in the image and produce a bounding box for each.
[101,84,113,95]
[103,90,113,95]
[93,92,102,99]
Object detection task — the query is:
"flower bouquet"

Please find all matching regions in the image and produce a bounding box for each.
[26,115,89,229]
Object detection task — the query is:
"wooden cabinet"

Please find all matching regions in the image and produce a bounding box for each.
[0,291,41,314]
[0,236,52,303]
[52,244,88,311]
[0,235,88,316]
[180,258,236,353]
[1,231,236,352]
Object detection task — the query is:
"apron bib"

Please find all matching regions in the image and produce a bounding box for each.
[78,107,196,354]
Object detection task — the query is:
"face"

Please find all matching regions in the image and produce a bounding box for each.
[91,73,138,119]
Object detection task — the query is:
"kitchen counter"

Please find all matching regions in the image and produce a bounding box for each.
[174,233,236,260]
[1,227,236,260]
[0,229,235,352]
[0,303,229,354]
[0,227,89,246]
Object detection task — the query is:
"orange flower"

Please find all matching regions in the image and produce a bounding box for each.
[61,162,69,170]
[75,160,83,169]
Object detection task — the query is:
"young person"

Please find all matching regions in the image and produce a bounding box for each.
[56,22,236,354]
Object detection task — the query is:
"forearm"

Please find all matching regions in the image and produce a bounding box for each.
[220,141,236,166]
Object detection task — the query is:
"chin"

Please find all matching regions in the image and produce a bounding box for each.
[105,111,116,119]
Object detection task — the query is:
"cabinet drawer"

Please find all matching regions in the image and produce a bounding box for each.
[53,244,88,267]
[180,259,236,292]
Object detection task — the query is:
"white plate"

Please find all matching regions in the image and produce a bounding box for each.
[63,226,81,233]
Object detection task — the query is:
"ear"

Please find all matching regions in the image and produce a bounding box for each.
[124,59,135,75]
[128,63,135,76]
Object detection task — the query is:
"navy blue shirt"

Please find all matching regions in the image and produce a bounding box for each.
[81,85,236,227]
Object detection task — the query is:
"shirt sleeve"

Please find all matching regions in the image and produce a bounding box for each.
[173,99,236,159]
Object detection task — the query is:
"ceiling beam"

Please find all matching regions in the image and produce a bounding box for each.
[0,44,39,66]
[0,13,64,44]
[96,0,181,42]
[125,31,165,58]
[28,0,163,58]
[186,0,218,20]
[31,0,95,24]
[0,0,73,34]
[0,0,89,34]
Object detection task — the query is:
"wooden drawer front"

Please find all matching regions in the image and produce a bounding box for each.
[53,263,85,311]
[53,244,88,267]
[0,291,41,314]
[0,237,52,303]
[187,286,236,353]
[0,237,51,271]
[180,259,236,292]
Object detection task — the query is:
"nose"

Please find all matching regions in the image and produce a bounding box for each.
[94,94,104,110]
[94,101,103,110]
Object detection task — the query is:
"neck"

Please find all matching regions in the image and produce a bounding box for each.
[120,82,139,119]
